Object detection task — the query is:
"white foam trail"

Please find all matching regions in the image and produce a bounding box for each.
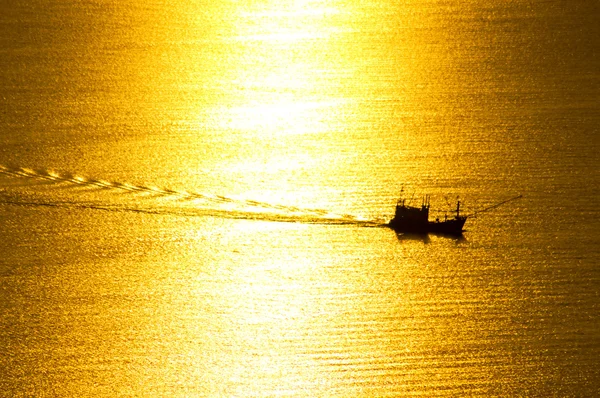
[0,164,371,224]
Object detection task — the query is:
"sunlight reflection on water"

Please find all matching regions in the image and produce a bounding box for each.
[0,0,598,396]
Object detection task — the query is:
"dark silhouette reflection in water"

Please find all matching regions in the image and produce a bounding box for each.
[395,231,467,244]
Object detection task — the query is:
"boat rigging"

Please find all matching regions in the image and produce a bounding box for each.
[388,194,522,235]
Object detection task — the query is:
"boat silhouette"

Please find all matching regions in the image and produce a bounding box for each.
[388,194,522,235]
[389,195,466,235]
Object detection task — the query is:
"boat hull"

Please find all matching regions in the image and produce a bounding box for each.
[388,217,467,235]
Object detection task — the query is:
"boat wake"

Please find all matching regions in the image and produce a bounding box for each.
[0,165,386,227]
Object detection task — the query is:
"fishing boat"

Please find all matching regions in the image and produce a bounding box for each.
[389,195,466,235]
[388,194,523,235]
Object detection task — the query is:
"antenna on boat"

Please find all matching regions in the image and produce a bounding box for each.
[397,186,405,205]
[422,194,430,208]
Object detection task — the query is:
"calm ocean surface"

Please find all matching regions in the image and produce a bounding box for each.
[0,0,598,396]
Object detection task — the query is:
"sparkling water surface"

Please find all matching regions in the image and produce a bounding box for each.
[1,0,598,396]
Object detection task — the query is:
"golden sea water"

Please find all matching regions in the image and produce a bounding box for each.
[0,0,598,396]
